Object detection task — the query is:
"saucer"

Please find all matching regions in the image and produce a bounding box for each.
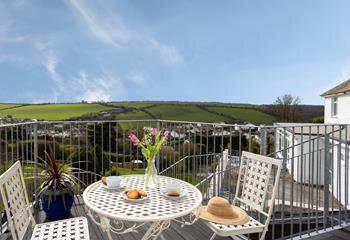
[160,188,187,200]
[121,191,148,203]
[101,182,125,190]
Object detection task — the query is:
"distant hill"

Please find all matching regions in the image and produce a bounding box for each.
[261,104,324,123]
[0,101,324,124]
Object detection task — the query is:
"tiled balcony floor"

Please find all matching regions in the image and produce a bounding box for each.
[19,202,350,240]
[32,206,350,240]
[31,204,231,240]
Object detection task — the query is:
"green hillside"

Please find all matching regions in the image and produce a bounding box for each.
[109,101,157,108]
[206,106,275,124]
[147,104,228,122]
[0,104,112,120]
[0,104,20,110]
[114,103,274,123]
[0,101,279,124]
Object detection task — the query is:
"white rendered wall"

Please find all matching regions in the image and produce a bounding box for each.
[330,142,350,209]
[276,129,325,185]
[325,95,350,124]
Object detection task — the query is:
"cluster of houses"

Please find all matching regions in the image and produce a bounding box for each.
[275,79,350,209]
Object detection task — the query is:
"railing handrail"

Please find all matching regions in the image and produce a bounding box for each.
[2,119,350,129]
[159,153,221,174]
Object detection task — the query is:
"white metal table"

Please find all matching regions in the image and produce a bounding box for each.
[83,175,203,240]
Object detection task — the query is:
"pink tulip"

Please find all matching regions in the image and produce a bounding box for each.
[129,133,139,145]
[153,128,158,136]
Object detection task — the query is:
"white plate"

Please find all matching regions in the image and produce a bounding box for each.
[160,188,187,200]
[101,182,125,190]
[121,191,148,203]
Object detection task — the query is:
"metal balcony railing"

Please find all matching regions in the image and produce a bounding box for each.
[0,120,349,239]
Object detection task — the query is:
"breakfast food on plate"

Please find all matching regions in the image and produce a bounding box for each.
[167,191,180,197]
[101,176,107,185]
[125,189,147,199]
[137,189,147,197]
[126,189,139,199]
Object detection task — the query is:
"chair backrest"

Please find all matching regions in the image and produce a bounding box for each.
[0,161,35,240]
[235,151,282,218]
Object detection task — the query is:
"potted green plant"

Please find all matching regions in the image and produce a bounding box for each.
[36,147,82,220]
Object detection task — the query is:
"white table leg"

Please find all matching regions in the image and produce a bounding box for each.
[142,220,171,240]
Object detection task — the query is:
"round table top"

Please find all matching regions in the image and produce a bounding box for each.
[83,175,203,222]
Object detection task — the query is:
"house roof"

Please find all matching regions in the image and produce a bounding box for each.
[320,79,350,97]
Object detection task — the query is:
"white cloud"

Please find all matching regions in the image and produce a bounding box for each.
[73,71,123,103]
[148,38,183,64]
[128,71,147,85]
[65,0,183,64]
[67,0,130,48]
[38,44,63,89]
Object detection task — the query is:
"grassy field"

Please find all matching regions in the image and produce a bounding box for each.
[109,101,158,108]
[116,110,153,120]
[147,104,228,122]
[0,103,112,120]
[115,104,275,124]
[0,101,278,124]
[207,106,275,124]
[0,104,20,110]
[115,104,229,122]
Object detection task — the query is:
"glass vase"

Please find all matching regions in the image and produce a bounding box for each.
[145,159,158,188]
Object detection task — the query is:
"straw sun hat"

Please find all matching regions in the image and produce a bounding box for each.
[200,197,249,225]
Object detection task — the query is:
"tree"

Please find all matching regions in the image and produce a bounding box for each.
[273,94,301,122]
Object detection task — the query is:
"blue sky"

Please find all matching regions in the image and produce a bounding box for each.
[1,0,350,105]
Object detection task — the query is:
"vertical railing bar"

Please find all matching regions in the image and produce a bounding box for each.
[316,125,320,232]
[323,125,330,230]
[5,127,7,170]
[299,126,304,237]
[70,123,72,163]
[94,123,97,182]
[248,128,252,153]
[123,128,125,171]
[77,122,81,185]
[85,124,90,185]
[345,125,349,224]
[229,126,232,155]
[116,122,119,170]
[194,124,197,186]
[156,120,160,174]
[337,126,342,227]
[136,122,139,171]
[129,123,132,173]
[331,125,334,228]
[238,128,242,156]
[11,126,13,166]
[200,124,203,186]
[0,127,2,174]
[44,124,47,161]
[187,123,191,184]
[16,126,19,165]
[213,125,216,196]
[220,125,224,196]
[109,122,111,174]
[307,125,312,235]
[101,122,104,176]
[33,124,38,196]
[61,124,64,161]
[291,126,295,237]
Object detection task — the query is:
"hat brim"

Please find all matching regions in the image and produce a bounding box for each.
[199,205,249,225]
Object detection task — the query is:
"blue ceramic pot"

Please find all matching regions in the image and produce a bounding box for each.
[41,189,74,220]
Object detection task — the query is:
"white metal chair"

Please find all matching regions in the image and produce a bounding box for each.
[0,161,90,240]
[203,151,282,240]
